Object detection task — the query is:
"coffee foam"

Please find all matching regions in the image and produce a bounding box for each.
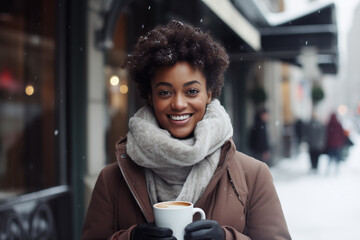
[155,201,191,209]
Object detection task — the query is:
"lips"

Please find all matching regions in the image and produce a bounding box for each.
[169,114,191,121]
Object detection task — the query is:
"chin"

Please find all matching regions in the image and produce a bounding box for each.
[171,132,194,139]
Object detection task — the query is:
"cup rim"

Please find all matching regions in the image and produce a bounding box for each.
[153,200,193,209]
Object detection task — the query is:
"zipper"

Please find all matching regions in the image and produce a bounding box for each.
[117,154,151,222]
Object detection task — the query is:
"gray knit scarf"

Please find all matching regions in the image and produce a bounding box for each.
[126,99,233,205]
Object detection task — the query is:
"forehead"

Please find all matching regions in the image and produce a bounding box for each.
[152,62,206,87]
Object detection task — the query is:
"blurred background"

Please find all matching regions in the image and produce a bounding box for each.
[0,0,359,239]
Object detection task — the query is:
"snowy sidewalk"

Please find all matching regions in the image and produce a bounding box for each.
[271,134,360,240]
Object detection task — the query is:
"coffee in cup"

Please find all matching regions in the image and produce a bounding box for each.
[153,201,206,240]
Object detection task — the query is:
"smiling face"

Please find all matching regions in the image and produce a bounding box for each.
[149,62,212,139]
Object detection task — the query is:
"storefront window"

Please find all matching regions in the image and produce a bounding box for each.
[105,13,149,164]
[0,0,58,199]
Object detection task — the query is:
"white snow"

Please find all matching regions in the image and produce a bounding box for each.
[271,133,360,240]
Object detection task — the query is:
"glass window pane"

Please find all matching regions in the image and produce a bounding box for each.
[0,0,58,199]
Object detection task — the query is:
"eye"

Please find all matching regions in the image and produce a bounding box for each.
[186,88,199,95]
[158,90,172,97]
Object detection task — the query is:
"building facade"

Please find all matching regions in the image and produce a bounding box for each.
[0,0,338,239]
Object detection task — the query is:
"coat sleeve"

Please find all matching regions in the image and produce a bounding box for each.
[245,162,291,240]
[81,167,116,240]
[81,164,133,240]
[223,226,251,240]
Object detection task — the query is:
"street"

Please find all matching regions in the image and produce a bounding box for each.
[271,133,360,240]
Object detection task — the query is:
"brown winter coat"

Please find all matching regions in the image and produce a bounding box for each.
[82,137,291,240]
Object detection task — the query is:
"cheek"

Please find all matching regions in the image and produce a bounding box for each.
[152,99,168,116]
[194,101,207,117]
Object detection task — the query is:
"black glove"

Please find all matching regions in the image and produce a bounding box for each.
[184,220,224,240]
[131,222,176,240]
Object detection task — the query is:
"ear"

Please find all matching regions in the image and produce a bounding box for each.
[206,90,212,104]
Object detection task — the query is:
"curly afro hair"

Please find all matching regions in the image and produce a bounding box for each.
[122,20,230,99]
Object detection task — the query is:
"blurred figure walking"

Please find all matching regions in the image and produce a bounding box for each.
[248,108,271,164]
[325,112,346,174]
[294,118,305,156]
[304,114,327,173]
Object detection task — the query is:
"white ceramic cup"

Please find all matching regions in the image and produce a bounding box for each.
[153,201,206,240]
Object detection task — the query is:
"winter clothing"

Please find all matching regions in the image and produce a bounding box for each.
[126,99,233,205]
[326,113,346,165]
[82,100,290,240]
[248,109,270,163]
[184,220,224,240]
[81,138,291,240]
[304,117,327,170]
[131,222,175,240]
[326,113,346,150]
[305,118,327,151]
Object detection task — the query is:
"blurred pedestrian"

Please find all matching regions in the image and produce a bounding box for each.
[341,129,354,161]
[248,108,271,164]
[294,118,304,145]
[294,118,305,156]
[325,112,346,174]
[304,114,326,173]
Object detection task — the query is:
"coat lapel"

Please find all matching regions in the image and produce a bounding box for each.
[115,137,154,223]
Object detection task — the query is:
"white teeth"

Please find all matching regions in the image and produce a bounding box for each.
[170,114,190,121]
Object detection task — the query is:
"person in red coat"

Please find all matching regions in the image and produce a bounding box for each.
[325,112,346,173]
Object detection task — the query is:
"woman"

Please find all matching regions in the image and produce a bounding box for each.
[82,20,291,240]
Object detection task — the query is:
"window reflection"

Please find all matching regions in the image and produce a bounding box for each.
[0,0,57,199]
[105,15,130,164]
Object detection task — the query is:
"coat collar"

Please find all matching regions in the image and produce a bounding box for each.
[115,137,237,222]
[115,137,154,222]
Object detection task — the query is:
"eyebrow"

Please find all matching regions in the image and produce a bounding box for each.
[154,80,202,88]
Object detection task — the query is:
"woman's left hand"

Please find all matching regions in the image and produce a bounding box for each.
[184,219,224,240]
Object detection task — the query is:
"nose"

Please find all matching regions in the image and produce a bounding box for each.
[171,94,187,110]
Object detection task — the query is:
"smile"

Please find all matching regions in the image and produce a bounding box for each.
[169,114,191,121]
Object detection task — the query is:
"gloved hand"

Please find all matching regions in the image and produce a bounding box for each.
[131,222,176,240]
[184,220,224,240]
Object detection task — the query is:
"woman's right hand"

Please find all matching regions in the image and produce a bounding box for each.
[131,222,176,240]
